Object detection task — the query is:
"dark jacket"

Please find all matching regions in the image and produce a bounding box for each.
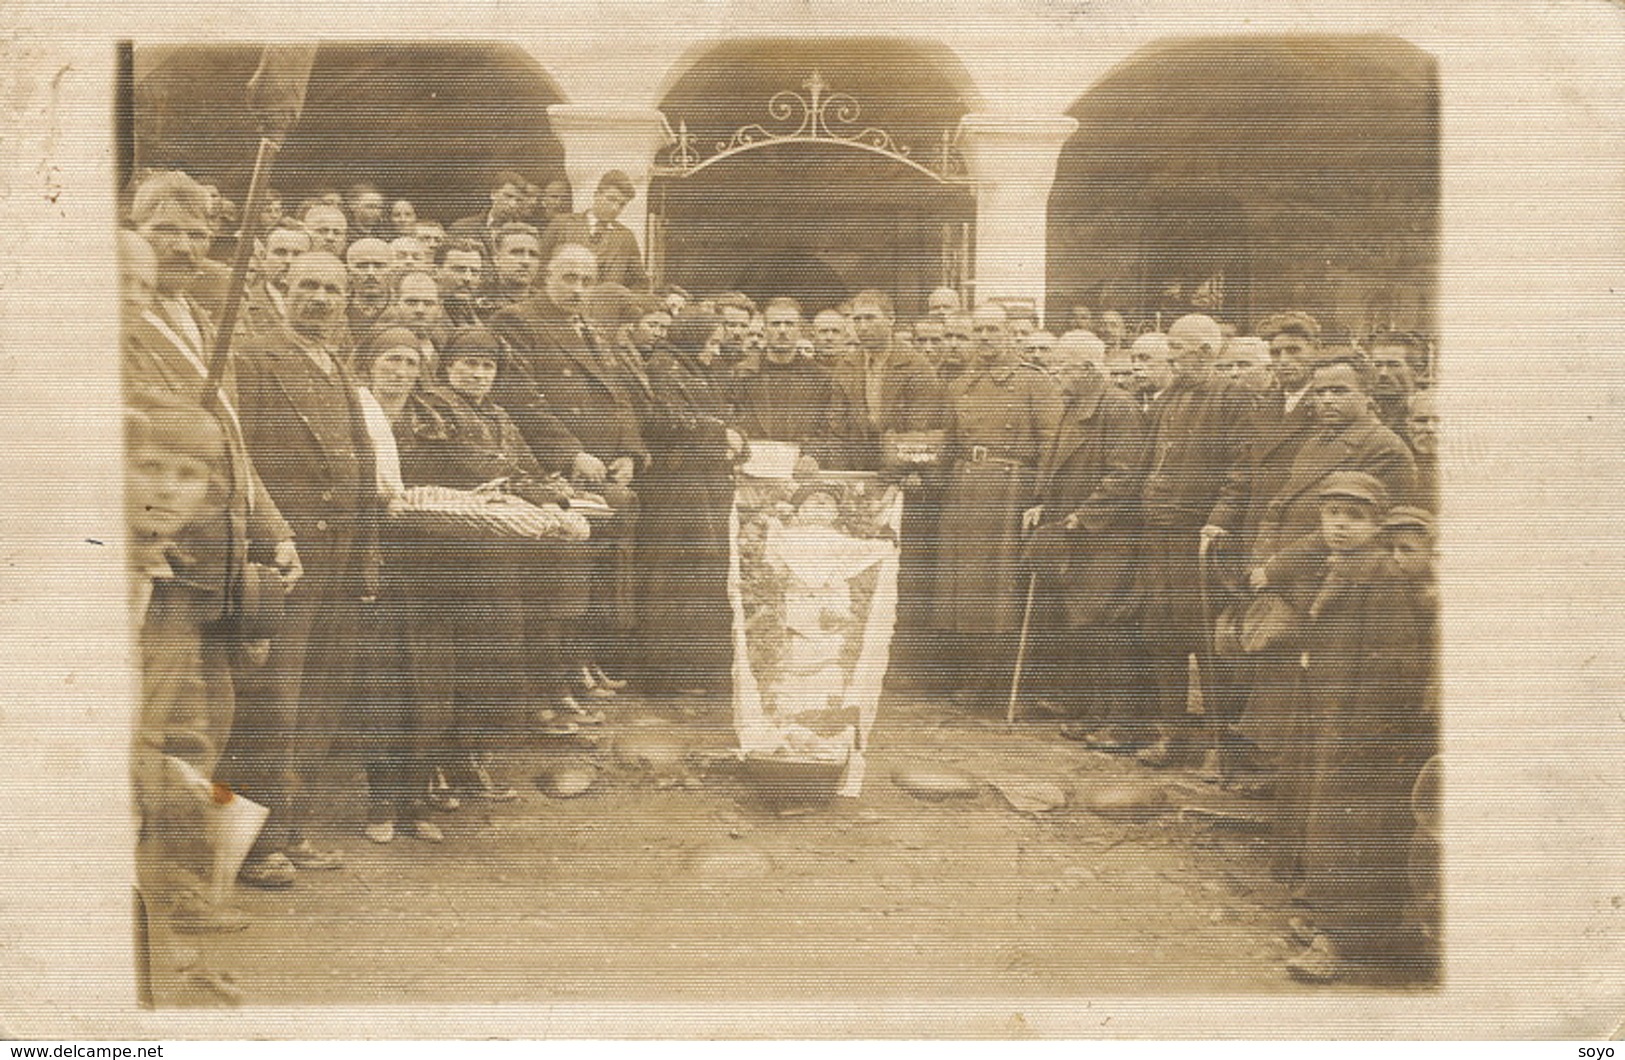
[1034,368,1148,628]
[488,294,648,473]
[828,344,946,471]
[402,386,560,505]
[538,212,648,290]
[1207,386,1319,557]
[234,326,379,595]
[1140,371,1256,529]
[122,302,293,571]
[732,354,852,469]
[1254,416,1417,561]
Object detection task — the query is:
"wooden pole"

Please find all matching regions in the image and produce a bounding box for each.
[201,135,278,406]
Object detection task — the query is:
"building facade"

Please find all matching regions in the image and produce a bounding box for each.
[130,19,1437,337]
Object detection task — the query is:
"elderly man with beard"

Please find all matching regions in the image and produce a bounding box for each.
[225,250,379,888]
[1132,314,1256,768]
[1020,329,1148,734]
[933,302,1063,706]
[491,243,645,701]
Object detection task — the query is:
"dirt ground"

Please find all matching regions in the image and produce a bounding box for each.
[188,690,1421,1007]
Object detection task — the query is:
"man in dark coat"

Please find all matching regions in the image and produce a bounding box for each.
[1199,311,1322,773]
[1023,338,1147,735]
[537,170,649,291]
[1232,354,1416,835]
[225,250,379,888]
[932,302,1063,703]
[1251,356,1418,563]
[490,242,645,692]
[829,289,946,682]
[731,297,852,471]
[447,169,531,261]
[828,289,946,470]
[1134,313,1255,767]
[1249,473,1434,984]
[1405,388,1440,511]
[122,181,299,591]
[1205,311,1322,560]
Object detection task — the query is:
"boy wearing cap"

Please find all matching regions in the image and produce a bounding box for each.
[1251,472,1435,984]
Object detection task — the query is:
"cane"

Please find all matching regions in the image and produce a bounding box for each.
[1196,532,1223,779]
[1007,571,1037,726]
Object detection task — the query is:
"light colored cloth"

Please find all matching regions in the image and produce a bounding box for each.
[356,386,405,503]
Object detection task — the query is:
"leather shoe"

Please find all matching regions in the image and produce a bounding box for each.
[238,852,296,889]
[1284,933,1347,984]
[169,893,252,934]
[460,764,519,802]
[406,819,446,843]
[1135,738,1179,769]
[284,839,344,871]
[590,663,628,691]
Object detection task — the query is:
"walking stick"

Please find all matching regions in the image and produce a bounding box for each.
[1007,571,1037,726]
[1196,533,1224,778]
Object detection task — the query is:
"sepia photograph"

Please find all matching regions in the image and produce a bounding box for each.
[1,0,1622,1041]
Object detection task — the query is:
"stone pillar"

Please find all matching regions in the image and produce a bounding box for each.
[545,104,673,257]
[958,114,1078,326]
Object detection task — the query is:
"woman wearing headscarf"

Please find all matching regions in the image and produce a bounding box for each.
[405,327,600,787]
[637,313,745,694]
[352,325,446,843]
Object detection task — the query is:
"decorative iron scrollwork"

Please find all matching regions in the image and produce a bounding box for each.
[656,71,968,184]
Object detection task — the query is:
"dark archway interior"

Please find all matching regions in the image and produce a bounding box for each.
[654,142,973,316]
[1048,35,1439,340]
[132,42,566,226]
[654,38,976,315]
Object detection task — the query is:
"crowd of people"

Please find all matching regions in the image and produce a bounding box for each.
[123,161,1440,1001]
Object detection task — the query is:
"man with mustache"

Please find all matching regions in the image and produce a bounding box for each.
[226,250,379,889]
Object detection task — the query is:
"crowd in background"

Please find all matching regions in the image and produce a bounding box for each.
[122,162,1440,1002]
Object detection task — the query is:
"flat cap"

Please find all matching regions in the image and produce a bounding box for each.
[1318,470,1389,508]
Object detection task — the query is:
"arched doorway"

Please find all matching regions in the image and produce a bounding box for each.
[1047,35,1439,340]
[650,41,977,318]
[132,42,567,225]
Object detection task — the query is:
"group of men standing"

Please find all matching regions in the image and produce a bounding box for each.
[121,157,1441,992]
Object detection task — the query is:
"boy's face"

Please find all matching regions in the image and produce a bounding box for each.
[794,492,841,528]
[1389,529,1435,578]
[1320,498,1380,553]
[127,444,215,540]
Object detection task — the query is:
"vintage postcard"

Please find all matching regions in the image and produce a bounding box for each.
[0,0,1621,1041]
